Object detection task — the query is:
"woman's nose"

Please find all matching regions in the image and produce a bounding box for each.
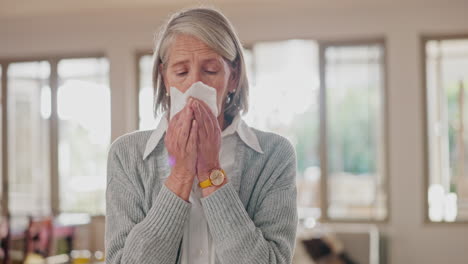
[185,69,203,90]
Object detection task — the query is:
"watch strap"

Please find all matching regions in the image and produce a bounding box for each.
[199,178,213,188]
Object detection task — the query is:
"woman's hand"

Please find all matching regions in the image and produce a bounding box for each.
[192,99,222,184]
[164,98,198,201]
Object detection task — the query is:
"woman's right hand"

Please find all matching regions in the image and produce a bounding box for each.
[164,98,198,201]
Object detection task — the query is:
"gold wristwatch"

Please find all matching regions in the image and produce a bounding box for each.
[199,168,226,188]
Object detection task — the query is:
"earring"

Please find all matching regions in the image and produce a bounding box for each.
[226,90,235,104]
[165,92,169,97]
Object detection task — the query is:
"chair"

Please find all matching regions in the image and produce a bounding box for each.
[0,215,10,264]
[23,216,53,261]
[294,222,381,264]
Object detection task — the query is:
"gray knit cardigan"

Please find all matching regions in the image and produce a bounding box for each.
[105,128,298,264]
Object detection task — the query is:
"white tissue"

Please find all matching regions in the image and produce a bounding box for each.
[169,81,219,120]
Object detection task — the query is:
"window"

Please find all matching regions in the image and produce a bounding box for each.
[136,39,388,222]
[247,40,387,221]
[1,56,110,217]
[57,58,110,215]
[7,61,51,216]
[138,54,157,130]
[323,43,387,220]
[245,40,322,220]
[425,36,468,222]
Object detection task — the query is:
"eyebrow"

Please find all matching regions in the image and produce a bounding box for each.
[169,59,189,68]
[169,58,221,68]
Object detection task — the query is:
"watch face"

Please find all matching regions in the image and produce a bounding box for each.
[210,170,225,186]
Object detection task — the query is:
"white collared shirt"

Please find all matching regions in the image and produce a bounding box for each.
[142,111,263,264]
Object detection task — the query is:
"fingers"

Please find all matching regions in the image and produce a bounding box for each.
[166,114,177,150]
[173,110,185,151]
[186,119,198,153]
[192,100,209,139]
[197,100,215,133]
[179,106,194,149]
[164,99,199,179]
[169,105,192,152]
[167,109,180,147]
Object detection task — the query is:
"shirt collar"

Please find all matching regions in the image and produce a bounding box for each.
[143,112,264,160]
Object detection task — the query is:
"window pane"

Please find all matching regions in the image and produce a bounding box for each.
[426,39,468,222]
[7,61,51,216]
[325,44,387,220]
[138,54,158,130]
[246,40,321,220]
[57,58,110,215]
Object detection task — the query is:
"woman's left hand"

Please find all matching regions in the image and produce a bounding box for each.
[192,99,221,183]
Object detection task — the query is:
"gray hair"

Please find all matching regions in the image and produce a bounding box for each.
[152,7,249,120]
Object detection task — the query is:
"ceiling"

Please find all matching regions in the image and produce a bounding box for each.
[0,0,461,19]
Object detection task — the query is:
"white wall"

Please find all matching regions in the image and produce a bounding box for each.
[1,2,468,264]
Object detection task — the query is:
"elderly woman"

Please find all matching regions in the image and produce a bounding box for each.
[105,7,298,264]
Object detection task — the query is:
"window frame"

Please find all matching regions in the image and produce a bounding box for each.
[135,50,154,130]
[1,63,7,217]
[421,33,468,224]
[318,38,390,223]
[0,52,107,217]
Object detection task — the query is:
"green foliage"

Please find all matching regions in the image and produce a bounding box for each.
[287,84,379,176]
[445,80,468,183]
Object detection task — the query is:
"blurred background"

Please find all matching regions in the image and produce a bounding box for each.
[0,0,467,263]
